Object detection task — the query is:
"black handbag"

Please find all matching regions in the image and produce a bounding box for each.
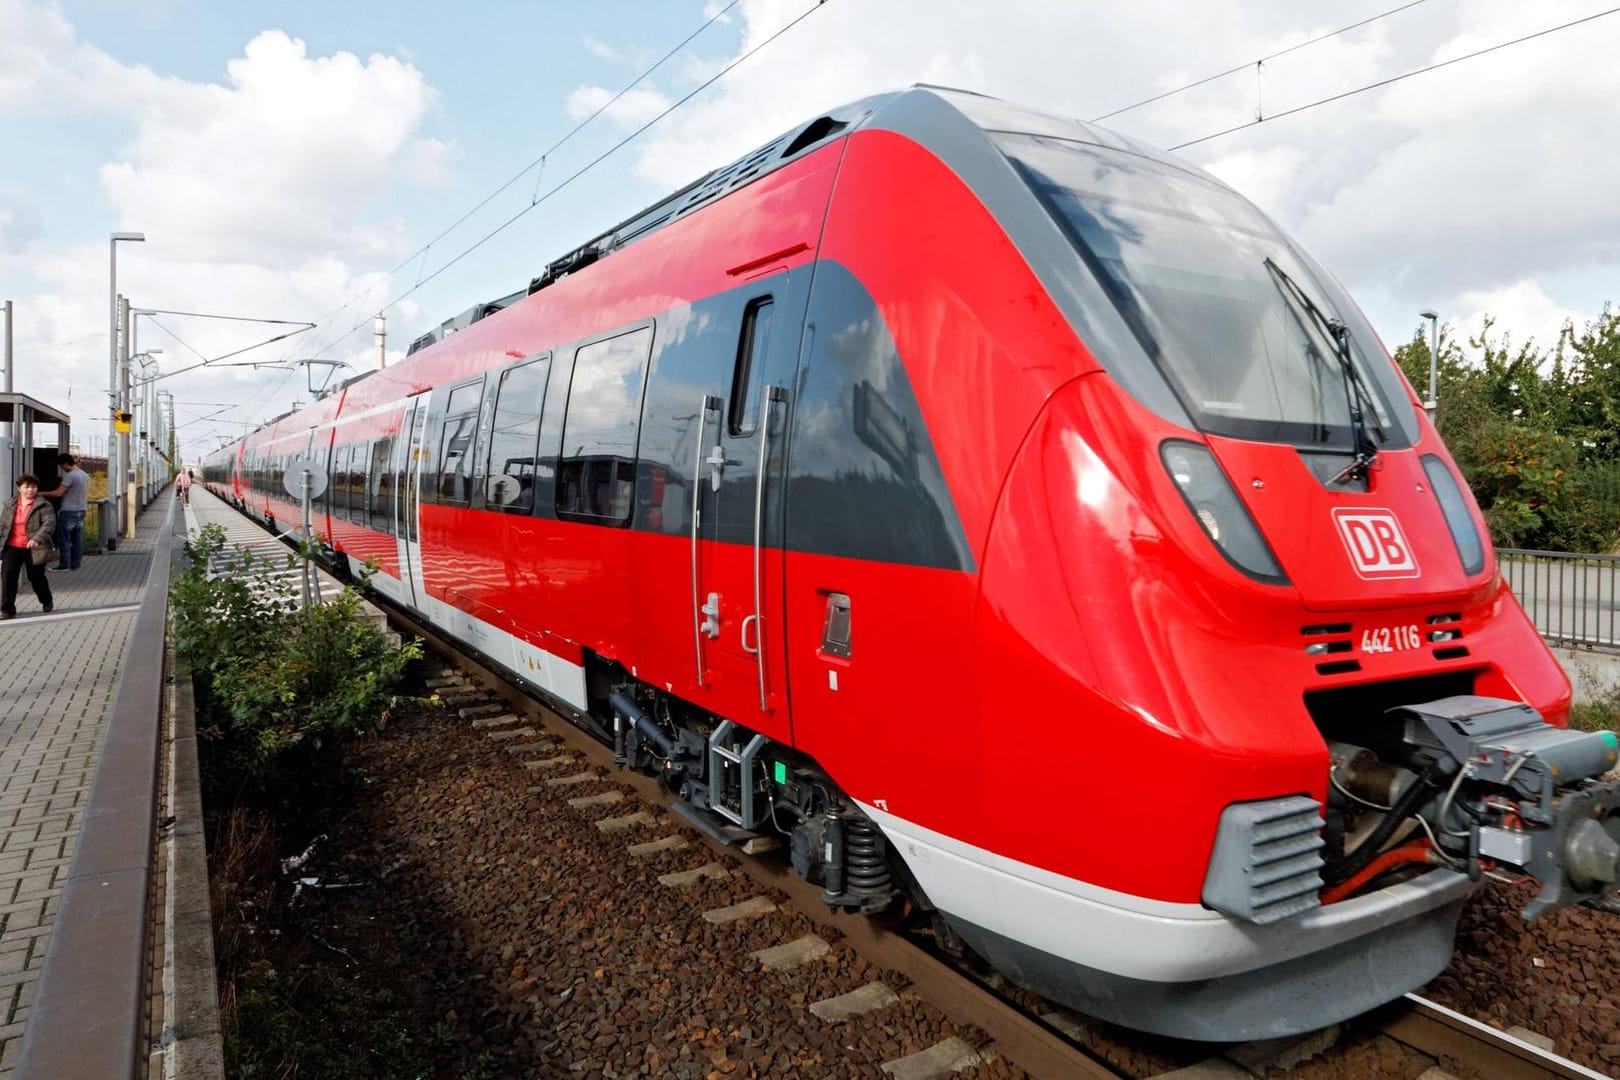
[30,544,55,568]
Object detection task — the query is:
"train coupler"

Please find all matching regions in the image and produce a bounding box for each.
[1390,696,1620,919]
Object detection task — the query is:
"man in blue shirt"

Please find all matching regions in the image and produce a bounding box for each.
[42,454,89,570]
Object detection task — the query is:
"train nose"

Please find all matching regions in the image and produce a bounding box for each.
[1201,437,1486,608]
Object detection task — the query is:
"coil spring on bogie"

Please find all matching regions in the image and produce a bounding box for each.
[844,816,893,896]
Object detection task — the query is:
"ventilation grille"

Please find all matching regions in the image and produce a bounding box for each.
[1426,612,1466,658]
[1202,796,1325,925]
[677,136,790,216]
[1302,624,1360,676]
[1304,614,1470,672]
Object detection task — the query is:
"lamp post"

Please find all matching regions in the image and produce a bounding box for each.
[108,232,144,549]
[1419,309,1439,421]
[133,351,161,506]
[2,301,11,476]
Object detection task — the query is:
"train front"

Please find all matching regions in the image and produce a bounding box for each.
[879,91,1620,1040]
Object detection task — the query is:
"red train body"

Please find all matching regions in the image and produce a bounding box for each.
[204,88,1619,1039]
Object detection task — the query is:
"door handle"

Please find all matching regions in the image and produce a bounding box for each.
[690,395,722,686]
[749,384,787,711]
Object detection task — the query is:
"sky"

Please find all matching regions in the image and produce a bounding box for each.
[2,0,1618,461]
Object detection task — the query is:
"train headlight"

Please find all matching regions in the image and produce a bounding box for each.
[1162,441,1289,585]
[1421,455,1485,575]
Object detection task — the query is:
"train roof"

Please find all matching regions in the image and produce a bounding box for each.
[400,85,1185,361]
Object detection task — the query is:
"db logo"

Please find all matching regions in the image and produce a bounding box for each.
[1332,509,1420,579]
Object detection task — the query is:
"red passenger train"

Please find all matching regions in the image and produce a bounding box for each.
[204,87,1620,1039]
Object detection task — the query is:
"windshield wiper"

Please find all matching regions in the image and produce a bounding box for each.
[1263,258,1382,483]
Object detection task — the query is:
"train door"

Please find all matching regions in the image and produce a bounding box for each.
[394,395,430,608]
[695,287,799,744]
[311,426,334,545]
[300,429,319,543]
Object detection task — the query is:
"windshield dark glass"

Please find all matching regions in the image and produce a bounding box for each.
[996,132,1415,448]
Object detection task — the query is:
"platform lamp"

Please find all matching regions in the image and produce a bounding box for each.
[108,232,144,549]
[1419,309,1439,420]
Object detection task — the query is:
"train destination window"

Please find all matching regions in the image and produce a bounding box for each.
[729,297,774,437]
[557,326,653,525]
[484,356,550,514]
[436,381,483,504]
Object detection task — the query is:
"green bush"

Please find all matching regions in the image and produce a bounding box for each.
[1572,684,1620,735]
[175,524,421,810]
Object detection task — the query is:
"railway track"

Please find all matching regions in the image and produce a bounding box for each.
[380,598,1614,1080]
[188,503,1613,1080]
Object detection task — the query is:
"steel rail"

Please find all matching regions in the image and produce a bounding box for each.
[384,602,1128,1080]
[1364,994,1611,1080]
[203,493,1613,1080]
[399,608,1617,1080]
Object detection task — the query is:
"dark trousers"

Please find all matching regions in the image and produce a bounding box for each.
[1,545,51,615]
[56,510,84,569]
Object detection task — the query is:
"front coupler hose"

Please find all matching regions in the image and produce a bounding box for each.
[1324,761,1450,886]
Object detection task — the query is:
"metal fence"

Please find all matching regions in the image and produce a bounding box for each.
[1498,549,1620,650]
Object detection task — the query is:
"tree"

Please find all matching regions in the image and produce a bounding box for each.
[1393,313,1620,553]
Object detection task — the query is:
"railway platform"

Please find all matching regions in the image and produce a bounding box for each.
[0,495,179,1076]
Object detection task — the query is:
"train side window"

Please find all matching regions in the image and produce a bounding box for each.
[328,444,342,519]
[435,381,483,505]
[729,297,774,437]
[348,446,367,522]
[327,443,343,518]
[370,437,394,534]
[484,355,550,515]
[313,433,330,514]
[345,443,361,521]
[557,325,653,525]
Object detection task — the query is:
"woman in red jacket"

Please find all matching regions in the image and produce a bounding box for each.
[1,474,56,619]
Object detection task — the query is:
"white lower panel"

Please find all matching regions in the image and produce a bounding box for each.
[860,802,1473,984]
[360,563,588,713]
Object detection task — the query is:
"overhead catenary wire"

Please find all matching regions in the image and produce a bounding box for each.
[1090,0,1434,122]
[315,0,832,362]
[291,0,749,364]
[209,0,829,445]
[142,317,308,379]
[1169,5,1620,150]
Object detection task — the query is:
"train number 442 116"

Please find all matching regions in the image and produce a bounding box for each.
[1362,625,1423,653]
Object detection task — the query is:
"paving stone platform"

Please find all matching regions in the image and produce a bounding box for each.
[0,501,170,1075]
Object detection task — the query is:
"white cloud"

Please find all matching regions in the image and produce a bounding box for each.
[0,0,169,113]
[584,35,623,63]
[99,30,444,263]
[564,84,673,129]
[1451,279,1587,358]
[0,196,43,252]
[613,0,1619,352]
[0,11,452,456]
[10,0,1620,457]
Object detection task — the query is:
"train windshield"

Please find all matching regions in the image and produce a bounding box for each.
[996,133,1415,448]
